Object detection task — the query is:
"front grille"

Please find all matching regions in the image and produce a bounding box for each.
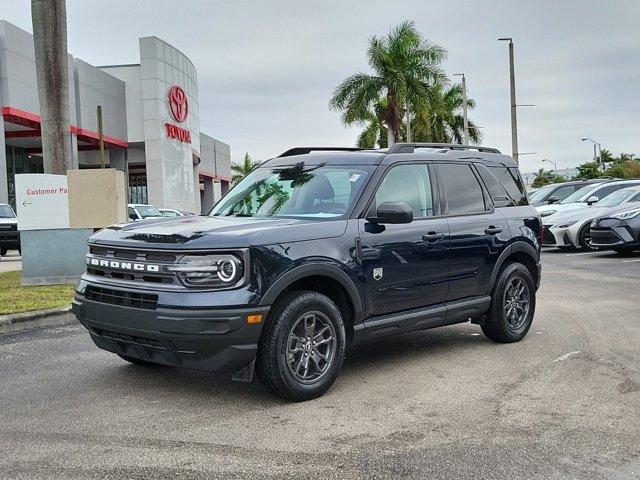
[590,228,622,245]
[85,285,158,310]
[542,225,556,245]
[86,246,177,285]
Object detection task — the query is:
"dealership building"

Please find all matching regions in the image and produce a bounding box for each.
[0,20,231,214]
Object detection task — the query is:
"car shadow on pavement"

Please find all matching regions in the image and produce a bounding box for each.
[88,323,489,403]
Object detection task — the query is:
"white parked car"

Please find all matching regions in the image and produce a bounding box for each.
[127,203,164,221]
[537,180,640,218]
[541,186,640,250]
[0,203,20,257]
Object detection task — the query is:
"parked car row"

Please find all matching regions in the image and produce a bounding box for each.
[534,179,640,253]
[127,203,193,221]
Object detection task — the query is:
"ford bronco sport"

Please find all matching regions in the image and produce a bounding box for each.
[73,143,542,401]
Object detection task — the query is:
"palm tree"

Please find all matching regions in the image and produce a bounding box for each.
[231,153,259,185]
[354,98,389,148]
[329,21,446,145]
[411,82,481,144]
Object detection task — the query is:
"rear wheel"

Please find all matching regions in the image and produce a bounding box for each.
[482,262,536,343]
[256,291,346,401]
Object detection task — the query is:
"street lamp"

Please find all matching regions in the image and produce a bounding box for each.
[498,37,518,164]
[453,73,469,146]
[542,158,557,172]
[581,138,603,172]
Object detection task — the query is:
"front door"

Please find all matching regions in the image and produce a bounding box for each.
[359,163,450,317]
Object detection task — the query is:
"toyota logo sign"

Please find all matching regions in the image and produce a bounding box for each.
[168,85,188,123]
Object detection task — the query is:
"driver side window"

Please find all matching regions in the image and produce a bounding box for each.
[373,164,434,219]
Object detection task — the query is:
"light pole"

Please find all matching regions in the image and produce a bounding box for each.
[581,138,603,172]
[542,158,557,172]
[453,73,469,146]
[498,37,518,164]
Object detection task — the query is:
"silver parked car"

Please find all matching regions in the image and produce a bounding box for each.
[541,186,640,250]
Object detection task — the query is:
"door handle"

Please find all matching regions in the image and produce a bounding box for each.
[422,232,444,242]
[484,226,503,235]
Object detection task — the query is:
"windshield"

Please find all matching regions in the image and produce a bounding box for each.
[136,205,162,218]
[211,163,373,219]
[528,184,557,201]
[596,188,637,207]
[0,205,16,218]
[560,184,601,204]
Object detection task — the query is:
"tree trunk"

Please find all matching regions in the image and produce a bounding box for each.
[384,93,403,146]
[31,0,71,175]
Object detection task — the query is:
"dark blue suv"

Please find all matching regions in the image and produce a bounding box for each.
[72,143,542,401]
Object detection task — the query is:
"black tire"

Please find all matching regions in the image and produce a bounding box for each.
[256,291,346,402]
[482,262,536,343]
[117,354,159,366]
[578,224,597,251]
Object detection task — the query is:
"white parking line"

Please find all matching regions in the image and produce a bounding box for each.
[554,351,582,362]
[621,258,640,263]
[565,251,602,256]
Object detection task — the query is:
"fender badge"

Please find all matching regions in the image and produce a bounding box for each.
[373,267,383,281]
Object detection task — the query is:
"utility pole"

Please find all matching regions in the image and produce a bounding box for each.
[498,38,518,165]
[405,99,411,142]
[582,138,604,172]
[31,0,71,175]
[454,73,469,145]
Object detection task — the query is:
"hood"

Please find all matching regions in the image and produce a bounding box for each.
[89,215,348,249]
[592,203,640,222]
[546,205,609,225]
[537,202,588,216]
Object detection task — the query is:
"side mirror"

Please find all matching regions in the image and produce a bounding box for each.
[586,195,599,205]
[547,196,560,204]
[368,202,413,224]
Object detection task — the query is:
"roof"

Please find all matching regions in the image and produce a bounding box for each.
[264,144,517,169]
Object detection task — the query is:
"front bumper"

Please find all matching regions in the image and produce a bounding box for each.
[72,288,270,373]
[541,224,577,248]
[0,231,20,250]
[590,218,640,248]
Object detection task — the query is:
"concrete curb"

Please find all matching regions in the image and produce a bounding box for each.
[0,306,73,334]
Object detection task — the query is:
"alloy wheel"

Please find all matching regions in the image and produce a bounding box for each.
[286,311,337,385]
[503,277,530,330]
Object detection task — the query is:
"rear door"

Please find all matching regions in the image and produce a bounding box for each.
[359,163,449,316]
[435,162,510,302]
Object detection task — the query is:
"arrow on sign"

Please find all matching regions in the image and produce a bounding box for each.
[22,200,32,207]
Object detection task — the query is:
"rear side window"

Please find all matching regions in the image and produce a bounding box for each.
[437,163,486,215]
[488,166,528,206]
[476,164,513,207]
[593,183,640,201]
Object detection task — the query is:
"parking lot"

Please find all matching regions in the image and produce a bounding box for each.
[1,249,639,479]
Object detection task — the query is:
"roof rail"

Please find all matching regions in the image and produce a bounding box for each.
[387,143,501,154]
[278,147,371,158]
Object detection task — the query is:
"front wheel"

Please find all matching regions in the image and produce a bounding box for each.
[482,262,536,343]
[256,291,346,401]
[578,225,597,251]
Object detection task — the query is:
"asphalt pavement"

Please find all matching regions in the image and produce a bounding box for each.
[0,250,22,273]
[1,249,639,479]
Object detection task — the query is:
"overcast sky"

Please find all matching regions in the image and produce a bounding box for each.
[5,0,640,172]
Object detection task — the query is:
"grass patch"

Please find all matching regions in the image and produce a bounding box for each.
[0,271,75,315]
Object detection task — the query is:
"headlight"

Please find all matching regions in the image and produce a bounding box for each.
[540,210,556,217]
[167,253,245,287]
[611,208,640,220]
[557,220,578,228]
